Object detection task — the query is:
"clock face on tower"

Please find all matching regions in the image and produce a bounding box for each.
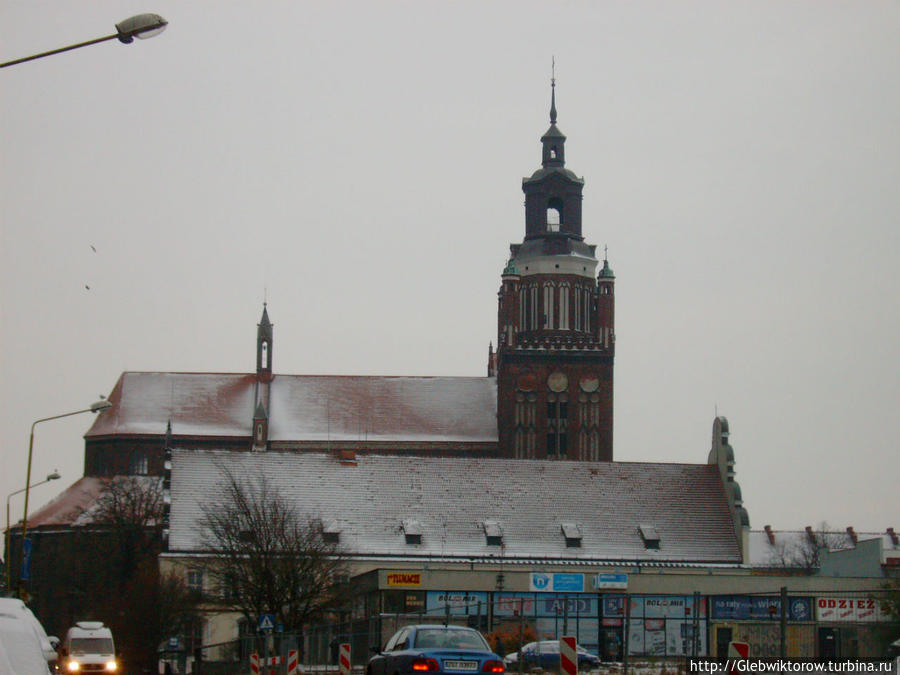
[517,373,537,392]
[579,376,599,393]
[547,371,568,392]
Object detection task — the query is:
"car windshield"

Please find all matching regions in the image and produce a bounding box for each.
[414,629,489,650]
[70,638,113,655]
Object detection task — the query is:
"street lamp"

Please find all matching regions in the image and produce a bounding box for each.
[18,399,112,597]
[0,13,167,69]
[6,471,60,595]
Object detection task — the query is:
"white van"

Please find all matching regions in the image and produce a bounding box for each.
[62,622,117,673]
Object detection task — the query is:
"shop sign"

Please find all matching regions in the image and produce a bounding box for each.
[602,595,705,618]
[541,596,596,615]
[426,591,489,615]
[386,572,421,587]
[816,597,888,623]
[530,573,585,593]
[495,594,535,616]
[593,573,628,589]
[711,596,811,621]
[603,596,625,617]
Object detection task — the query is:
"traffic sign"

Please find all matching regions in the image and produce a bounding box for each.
[258,614,275,632]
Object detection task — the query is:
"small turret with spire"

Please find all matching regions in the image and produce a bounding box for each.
[252,304,273,451]
[256,302,273,383]
[541,60,566,169]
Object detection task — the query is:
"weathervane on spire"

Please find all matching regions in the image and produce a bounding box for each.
[550,56,557,125]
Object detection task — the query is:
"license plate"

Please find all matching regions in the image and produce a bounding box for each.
[443,660,479,671]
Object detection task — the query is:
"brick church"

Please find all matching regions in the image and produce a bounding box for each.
[81,77,617,472]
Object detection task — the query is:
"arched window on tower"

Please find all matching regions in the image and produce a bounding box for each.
[260,341,269,370]
[550,146,558,159]
[546,197,563,232]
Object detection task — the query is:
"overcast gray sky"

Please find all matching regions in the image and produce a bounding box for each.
[2,1,898,535]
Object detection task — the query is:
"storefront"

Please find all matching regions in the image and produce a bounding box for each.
[708,594,815,658]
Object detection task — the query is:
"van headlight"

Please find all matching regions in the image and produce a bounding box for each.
[105,661,118,671]
[66,661,80,672]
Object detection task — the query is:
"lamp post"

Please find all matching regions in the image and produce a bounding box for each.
[6,471,60,595]
[0,13,167,69]
[18,399,112,597]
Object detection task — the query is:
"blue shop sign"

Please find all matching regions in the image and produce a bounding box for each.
[530,573,585,593]
[712,596,812,621]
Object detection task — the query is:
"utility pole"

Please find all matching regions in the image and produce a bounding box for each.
[780,587,788,659]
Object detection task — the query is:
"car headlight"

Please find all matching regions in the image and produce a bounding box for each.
[105,660,118,671]
[66,661,80,672]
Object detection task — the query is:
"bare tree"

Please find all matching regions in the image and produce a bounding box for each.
[764,523,849,574]
[69,476,198,671]
[199,470,351,634]
[88,476,165,587]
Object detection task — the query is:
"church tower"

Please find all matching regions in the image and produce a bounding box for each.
[496,78,615,461]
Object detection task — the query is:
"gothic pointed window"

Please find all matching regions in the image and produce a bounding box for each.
[583,289,591,332]
[558,283,570,330]
[530,286,538,330]
[546,392,568,458]
[260,342,269,369]
[543,284,555,329]
[574,286,582,331]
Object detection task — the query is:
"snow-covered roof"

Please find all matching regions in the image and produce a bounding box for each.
[169,449,742,564]
[18,476,163,529]
[747,528,900,567]
[86,372,498,446]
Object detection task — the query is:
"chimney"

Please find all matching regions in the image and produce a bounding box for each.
[339,449,357,467]
[764,525,775,545]
[887,528,899,546]
[846,526,858,546]
[805,526,816,544]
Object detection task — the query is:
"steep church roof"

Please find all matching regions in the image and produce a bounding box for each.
[86,372,498,445]
[167,449,742,564]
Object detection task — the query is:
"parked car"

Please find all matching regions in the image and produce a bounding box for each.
[368,624,505,675]
[886,637,900,659]
[0,612,53,674]
[0,598,57,668]
[506,641,598,672]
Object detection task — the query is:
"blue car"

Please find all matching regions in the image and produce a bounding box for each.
[509,641,599,672]
[368,625,506,675]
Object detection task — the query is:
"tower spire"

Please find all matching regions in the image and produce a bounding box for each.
[550,56,557,124]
